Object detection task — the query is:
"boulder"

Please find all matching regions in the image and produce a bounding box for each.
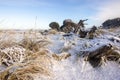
[49,22,60,31]
[102,18,120,29]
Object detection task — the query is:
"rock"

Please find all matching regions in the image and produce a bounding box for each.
[60,19,88,34]
[83,44,113,67]
[60,19,75,33]
[79,30,88,38]
[63,19,73,25]
[102,18,120,29]
[88,26,97,39]
[49,22,60,31]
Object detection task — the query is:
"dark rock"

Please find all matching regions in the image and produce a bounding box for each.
[49,22,60,31]
[79,30,88,38]
[63,19,73,25]
[88,26,98,39]
[60,19,76,33]
[50,19,88,34]
[63,33,73,37]
[83,44,113,68]
[102,18,120,29]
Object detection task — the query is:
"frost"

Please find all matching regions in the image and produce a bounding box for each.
[0,29,120,80]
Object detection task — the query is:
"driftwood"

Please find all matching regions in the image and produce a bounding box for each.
[81,44,120,67]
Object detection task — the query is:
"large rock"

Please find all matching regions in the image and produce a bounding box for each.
[63,19,73,25]
[49,22,60,31]
[60,19,75,33]
[102,18,120,29]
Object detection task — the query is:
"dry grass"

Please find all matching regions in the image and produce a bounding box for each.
[0,33,17,49]
[0,49,53,80]
[19,38,50,52]
[19,32,51,52]
[108,27,120,32]
[48,29,58,34]
[0,46,26,66]
[0,29,119,80]
[52,52,71,61]
[0,30,53,80]
[94,29,107,36]
[106,48,120,62]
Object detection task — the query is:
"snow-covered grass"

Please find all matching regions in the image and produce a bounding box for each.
[0,29,120,80]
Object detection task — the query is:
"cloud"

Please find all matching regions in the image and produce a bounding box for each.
[90,0,120,25]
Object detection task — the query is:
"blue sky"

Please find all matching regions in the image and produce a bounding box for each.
[0,0,120,29]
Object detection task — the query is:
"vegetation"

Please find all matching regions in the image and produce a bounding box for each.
[0,18,120,80]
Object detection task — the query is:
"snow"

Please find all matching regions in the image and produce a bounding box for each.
[52,59,120,80]
[45,30,120,80]
[0,29,120,80]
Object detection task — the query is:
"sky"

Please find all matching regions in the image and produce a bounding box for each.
[0,0,120,29]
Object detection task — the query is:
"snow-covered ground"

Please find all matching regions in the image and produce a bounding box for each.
[0,29,120,80]
[45,30,120,80]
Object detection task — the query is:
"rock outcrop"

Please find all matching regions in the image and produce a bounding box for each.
[102,18,120,29]
[49,22,60,31]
